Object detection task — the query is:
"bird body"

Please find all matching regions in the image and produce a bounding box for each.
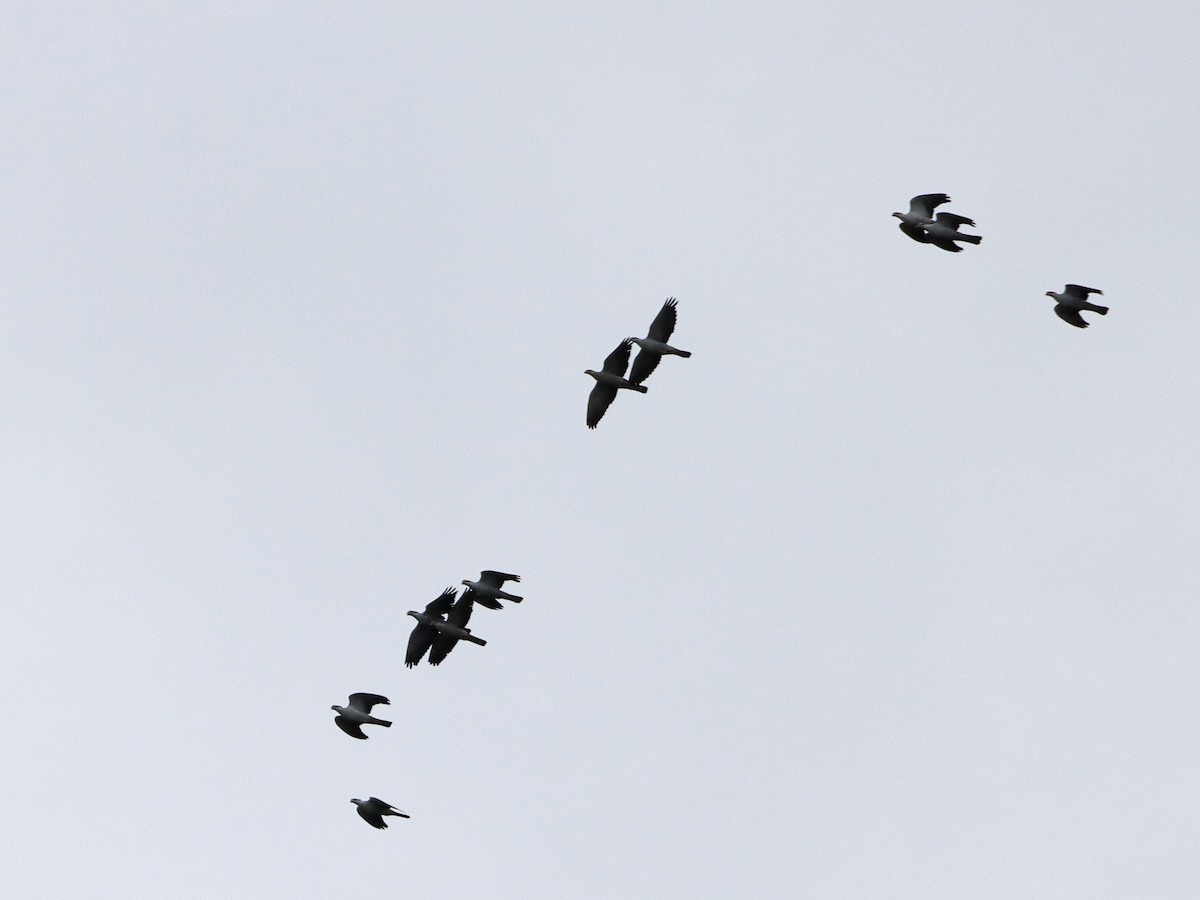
[629,297,690,385]
[892,193,951,231]
[585,339,646,428]
[331,692,392,740]
[351,797,410,829]
[920,212,982,252]
[461,570,523,609]
[1046,284,1108,328]
[429,592,487,665]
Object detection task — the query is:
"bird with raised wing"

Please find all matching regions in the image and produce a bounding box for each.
[629,297,691,386]
[351,797,410,829]
[920,211,982,252]
[461,570,522,610]
[429,591,486,665]
[1046,284,1108,328]
[892,193,952,243]
[585,338,647,429]
[405,587,456,668]
[330,693,392,740]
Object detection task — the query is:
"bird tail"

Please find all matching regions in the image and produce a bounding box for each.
[959,234,982,244]
[1088,304,1109,315]
[501,591,523,603]
[376,719,392,728]
[632,384,648,394]
[674,349,692,358]
[463,633,487,646]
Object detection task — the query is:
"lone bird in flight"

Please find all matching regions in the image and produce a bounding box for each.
[330,693,392,740]
[629,297,691,386]
[585,338,646,428]
[893,193,981,251]
[1045,284,1108,328]
[406,587,486,668]
[351,797,410,829]
[461,570,523,610]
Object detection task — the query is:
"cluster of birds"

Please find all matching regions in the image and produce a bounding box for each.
[585,297,692,428]
[892,193,1109,327]
[332,191,1107,836]
[330,570,524,829]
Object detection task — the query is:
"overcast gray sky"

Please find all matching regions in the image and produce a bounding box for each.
[4,2,1200,897]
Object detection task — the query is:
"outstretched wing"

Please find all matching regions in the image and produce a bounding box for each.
[1063,284,1103,299]
[645,298,678,342]
[348,692,389,713]
[462,585,503,610]
[600,339,633,376]
[405,623,435,667]
[356,806,387,828]
[424,587,457,616]
[335,716,368,740]
[479,571,520,588]
[370,798,410,818]
[629,347,661,385]
[587,382,618,429]
[934,212,975,229]
[908,193,950,219]
[1054,304,1089,328]
[428,631,459,665]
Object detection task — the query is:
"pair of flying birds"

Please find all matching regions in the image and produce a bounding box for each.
[328,694,410,828]
[585,297,691,428]
[893,193,1109,328]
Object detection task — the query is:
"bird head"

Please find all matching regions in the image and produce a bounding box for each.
[406,610,419,620]
[891,212,903,219]
[1044,291,1056,298]
[584,368,598,379]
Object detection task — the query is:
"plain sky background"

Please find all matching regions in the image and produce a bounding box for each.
[3,2,1199,897]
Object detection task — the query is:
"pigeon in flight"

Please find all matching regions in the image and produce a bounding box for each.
[629,297,691,386]
[330,693,392,740]
[406,587,486,667]
[351,797,411,829]
[921,211,982,252]
[892,193,951,242]
[405,587,456,667]
[585,338,647,429]
[1046,284,1108,328]
[429,591,485,665]
[461,570,523,610]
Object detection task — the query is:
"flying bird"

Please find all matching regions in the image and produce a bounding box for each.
[405,587,456,668]
[892,193,951,243]
[1046,284,1108,328]
[351,797,410,830]
[461,570,523,610]
[921,211,982,252]
[429,591,486,665]
[330,693,392,740]
[585,338,647,429]
[629,297,691,385]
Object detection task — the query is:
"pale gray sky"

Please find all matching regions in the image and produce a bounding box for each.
[3,2,1200,897]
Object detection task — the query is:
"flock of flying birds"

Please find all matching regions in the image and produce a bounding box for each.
[891,192,1110,328]
[330,192,1106,831]
[331,570,524,829]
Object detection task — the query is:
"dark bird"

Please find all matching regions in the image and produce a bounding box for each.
[330,693,391,740]
[629,297,691,385]
[429,591,484,665]
[404,587,456,668]
[351,797,410,830]
[406,587,486,667]
[1046,284,1108,328]
[892,193,951,242]
[585,338,647,429]
[921,211,982,252]
[461,570,523,610]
